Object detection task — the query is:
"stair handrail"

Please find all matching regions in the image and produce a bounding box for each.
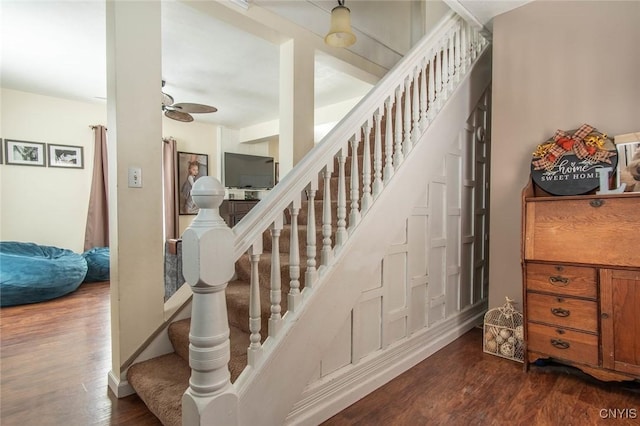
[232,10,468,260]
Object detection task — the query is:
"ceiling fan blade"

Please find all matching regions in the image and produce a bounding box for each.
[162,92,174,107]
[172,102,217,114]
[165,109,194,122]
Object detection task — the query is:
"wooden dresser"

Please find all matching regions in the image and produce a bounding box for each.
[521,181,640,381]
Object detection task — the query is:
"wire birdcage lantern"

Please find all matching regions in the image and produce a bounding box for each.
[483,297,524,363]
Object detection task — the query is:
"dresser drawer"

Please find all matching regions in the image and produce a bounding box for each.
[527,293,597,332]
[527,322,598,366]
[526,263,597,299]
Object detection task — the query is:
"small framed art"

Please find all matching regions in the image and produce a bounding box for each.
[4,139,46,167]
[177,151,209,215]
[48,144,84,169]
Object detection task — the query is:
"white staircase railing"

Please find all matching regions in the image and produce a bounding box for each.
[181,11,488,425]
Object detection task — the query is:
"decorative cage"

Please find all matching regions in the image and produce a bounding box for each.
[483,297,524,363]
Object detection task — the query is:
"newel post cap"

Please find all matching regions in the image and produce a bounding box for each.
[191,176,225,210]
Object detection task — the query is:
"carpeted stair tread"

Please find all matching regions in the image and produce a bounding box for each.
[127,352,190,426]
[168,318,190,362]
[234,251,307,292]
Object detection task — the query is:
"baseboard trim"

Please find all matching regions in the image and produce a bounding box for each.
[108,370,135,398]
[285,301,487,425]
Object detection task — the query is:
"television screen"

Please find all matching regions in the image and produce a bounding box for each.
[224,152,275,189]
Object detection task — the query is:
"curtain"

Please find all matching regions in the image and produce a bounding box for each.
[84,125,109,251]
[163,137,179,240]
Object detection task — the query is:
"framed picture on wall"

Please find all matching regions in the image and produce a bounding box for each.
[48,144,84,169]
[4,139,46,167]
[177,151,209,215]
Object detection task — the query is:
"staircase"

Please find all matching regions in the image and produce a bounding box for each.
[126,12,491,426]
[128,148,361,425]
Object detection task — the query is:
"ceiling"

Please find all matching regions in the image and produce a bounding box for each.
[1,1,529,129]
[0,0,373,129]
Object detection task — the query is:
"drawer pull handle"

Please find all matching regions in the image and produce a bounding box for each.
[551,339,570,350]
[551,307,570,317]
[549,275,569,286]
[589,199,604,208]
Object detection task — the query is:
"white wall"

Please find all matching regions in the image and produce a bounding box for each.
[0,88,222,251]
[0,88,106,252]
[490,1,640,310]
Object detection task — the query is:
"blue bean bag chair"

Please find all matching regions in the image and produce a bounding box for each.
[0,241,88,307]
[82,247,110,282]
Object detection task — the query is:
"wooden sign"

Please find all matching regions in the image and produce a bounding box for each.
[531,153,618,196]
[531,125,618,196]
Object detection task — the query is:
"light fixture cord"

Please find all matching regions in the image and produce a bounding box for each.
[337,0,344,6]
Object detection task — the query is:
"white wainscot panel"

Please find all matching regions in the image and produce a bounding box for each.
[358,296,382,358]
[409,283,427,333]
[320,312,353,377]
[427,245,446,326]
[384,251,407,312]
[407,214,428,278]
[387,317,407,344]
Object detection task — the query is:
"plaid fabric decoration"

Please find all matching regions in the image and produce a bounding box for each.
[533,124,599,171]
[590,148,616,164]
[555,124,594,159]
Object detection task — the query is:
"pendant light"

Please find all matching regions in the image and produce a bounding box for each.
[324,0,356,48]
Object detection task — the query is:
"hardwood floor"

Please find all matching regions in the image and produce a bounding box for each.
[1,282,637,425]
[0,282,160,426]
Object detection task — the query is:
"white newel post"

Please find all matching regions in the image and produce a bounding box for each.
[181,177,238,426]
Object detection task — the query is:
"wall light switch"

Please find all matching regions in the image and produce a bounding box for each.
[128,167,142,188]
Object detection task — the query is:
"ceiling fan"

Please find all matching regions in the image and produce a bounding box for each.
[161,80,217,122]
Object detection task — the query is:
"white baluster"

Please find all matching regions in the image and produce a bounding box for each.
[288,195,302,312]
[373,109,384,197]
[471,26,477,61]
[455,24,462,83]
[349,134,361,229]
[305,180,318,288]
[428,53,436,121]
[269,214,283,337]
[448,32,455,93]
[403,77,412,156]
[361,121,373,214]
[419,59,428,131]
[461,22,468,72]
[411,67,420,146]
[321,164,333,266]
[336,147,348,247]
[248,239,263,364]
[440,44,447,104]
[181,176,237,425]
[383,97,395,184]
[435,47,442,111]
[394,87,404,167]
